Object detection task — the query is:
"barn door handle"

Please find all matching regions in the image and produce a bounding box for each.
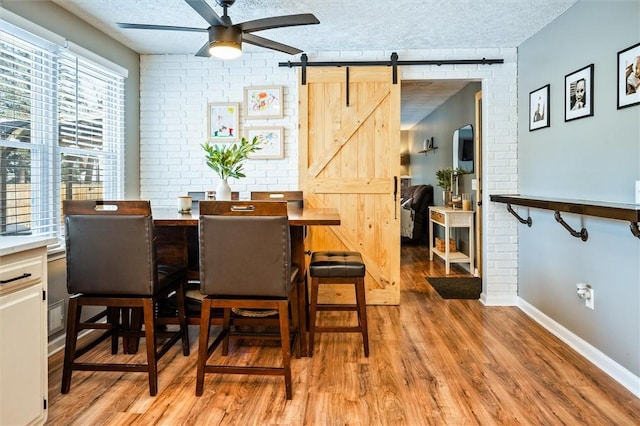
[394,176,398,219]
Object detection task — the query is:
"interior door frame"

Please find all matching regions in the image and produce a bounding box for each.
[474,90,483,277]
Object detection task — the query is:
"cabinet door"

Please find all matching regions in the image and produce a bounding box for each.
[0,284,46,425]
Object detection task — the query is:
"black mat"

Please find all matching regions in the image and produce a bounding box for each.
[426,276,482,299]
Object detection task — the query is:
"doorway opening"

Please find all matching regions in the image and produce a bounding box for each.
[400,79,483,279]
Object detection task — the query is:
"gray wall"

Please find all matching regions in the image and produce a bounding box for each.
[3,0,141,344]
[517,0,639,375]
[409,81,481,205]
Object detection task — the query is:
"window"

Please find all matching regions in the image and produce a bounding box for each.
[0,18,125,246]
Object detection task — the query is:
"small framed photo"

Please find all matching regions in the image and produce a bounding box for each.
[529,84,550,131]
[244,86,283,119]
[565,64,594,122]
[617,42,640,109]
[246,127,284,159]
[207,103,239,142]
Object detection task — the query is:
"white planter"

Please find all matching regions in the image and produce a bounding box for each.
[216,178,231,200]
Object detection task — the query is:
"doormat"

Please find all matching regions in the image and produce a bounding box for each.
[426,276,482,299]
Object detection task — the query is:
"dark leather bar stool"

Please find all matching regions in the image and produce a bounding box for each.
[308,251,369,357]
[61,200,189,397]
[195,200,300,400]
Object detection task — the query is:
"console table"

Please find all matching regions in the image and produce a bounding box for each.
[429,207,475,275]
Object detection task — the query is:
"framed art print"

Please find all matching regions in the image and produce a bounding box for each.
[565,64,594,122]
[246,127,284,159]
[244,86,283,119]
[529,84,550,131]
[617,42,640,109]
[207,103,239,142]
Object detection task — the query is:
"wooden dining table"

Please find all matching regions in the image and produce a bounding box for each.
[152,204,341,357]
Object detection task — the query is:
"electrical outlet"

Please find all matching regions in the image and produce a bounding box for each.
[48,300,65,335]
[585,289,594,310]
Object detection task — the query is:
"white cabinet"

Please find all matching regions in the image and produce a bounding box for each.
[429,207,475,275]
[0,237,52,426]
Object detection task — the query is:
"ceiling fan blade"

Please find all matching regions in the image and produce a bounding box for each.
[239,14,319,33]
[116,22,207,32]
[194,40,211,57]
[242,33,302,55]
[185,0,230,27]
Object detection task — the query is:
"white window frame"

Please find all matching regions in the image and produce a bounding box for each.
[0,14,126,250]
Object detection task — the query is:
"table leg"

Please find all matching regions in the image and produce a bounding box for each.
[445,223,450,274]
[429,218,434,261]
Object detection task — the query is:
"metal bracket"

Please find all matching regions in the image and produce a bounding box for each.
[301,53,308,85]
[554,211,588,241]
[630,222,640,239]
[391,52,398,84]
[506,204,532,227]
[345,67,350,106]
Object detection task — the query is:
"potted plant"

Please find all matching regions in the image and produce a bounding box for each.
[435,167,469,206]
[201,136,262,200]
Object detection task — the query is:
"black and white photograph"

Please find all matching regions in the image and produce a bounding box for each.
[529,84,550,131]
[565,64,594,121]
[617,42,640,109]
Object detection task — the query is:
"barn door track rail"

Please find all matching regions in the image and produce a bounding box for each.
[279,52,504,85]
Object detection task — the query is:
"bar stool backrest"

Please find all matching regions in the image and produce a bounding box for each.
[198,200,291,298]
[63,200,156,296]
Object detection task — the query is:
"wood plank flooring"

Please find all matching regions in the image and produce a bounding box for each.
[45,244,640,425]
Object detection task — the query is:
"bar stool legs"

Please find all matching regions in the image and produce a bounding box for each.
[308,251,369,357]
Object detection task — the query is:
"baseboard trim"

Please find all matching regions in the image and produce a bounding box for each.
[480,292,518,306]
[48,333,66,356]
[518,297,640,398]
[48,329,96,357]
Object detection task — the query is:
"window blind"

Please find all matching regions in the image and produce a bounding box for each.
[0,18,125,244]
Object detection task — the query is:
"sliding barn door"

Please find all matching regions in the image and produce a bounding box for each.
[299,67,401,305]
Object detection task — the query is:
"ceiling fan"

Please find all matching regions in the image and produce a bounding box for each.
[116,0,319,59]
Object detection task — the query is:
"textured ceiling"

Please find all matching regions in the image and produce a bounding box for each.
[47,0,578,128]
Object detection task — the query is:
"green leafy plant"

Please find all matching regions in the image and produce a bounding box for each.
[201,136,262,180]
[435,167,470,190]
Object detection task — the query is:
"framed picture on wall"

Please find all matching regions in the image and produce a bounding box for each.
[529,84,550,131]
[245,127,284,159]
[565,64,594,122]
[617,42,640,109]
[244,86,283,119]
[207,103,239,142]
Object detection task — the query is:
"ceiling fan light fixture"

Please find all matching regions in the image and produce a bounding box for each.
[208,26,242,59]
[118,0,318,58]
[209,41,242,59]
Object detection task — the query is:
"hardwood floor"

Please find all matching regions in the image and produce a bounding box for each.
[46,244,640,425]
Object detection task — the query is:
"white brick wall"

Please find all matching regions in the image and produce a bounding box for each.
[139,47,520,304]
